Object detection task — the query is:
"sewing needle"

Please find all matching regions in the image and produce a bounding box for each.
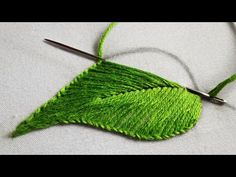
[44,38,227,105]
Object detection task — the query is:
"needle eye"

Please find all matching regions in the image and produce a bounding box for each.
[186,88,226,105]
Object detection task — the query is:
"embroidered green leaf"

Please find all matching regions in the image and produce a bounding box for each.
[12,61,202,140]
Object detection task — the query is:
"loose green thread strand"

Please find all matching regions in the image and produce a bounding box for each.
[209,73,236,97]
[97,22,117,59]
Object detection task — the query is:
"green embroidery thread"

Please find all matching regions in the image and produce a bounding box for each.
[209,73,236,97]
[11,23,235,140]
[97,22,117,59]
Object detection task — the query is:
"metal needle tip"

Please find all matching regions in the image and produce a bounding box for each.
[44,38,103,61]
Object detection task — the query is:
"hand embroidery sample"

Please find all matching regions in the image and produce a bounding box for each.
[12,23,236,140]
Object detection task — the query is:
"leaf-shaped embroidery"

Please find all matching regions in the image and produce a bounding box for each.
[12,61,202,140]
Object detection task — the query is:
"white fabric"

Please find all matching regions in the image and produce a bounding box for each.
[0,22,236,154]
